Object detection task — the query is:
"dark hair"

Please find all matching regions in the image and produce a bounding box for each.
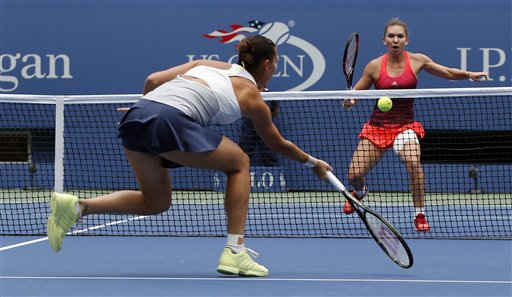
[237,35,276,73]
[384,17,409,37]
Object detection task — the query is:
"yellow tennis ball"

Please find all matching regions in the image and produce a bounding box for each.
[378,96,392,112]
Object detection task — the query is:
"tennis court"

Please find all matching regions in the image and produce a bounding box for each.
[2,235,510,296]
[1,89,511,297]
[2,0,511,295]
[2,187,511,296]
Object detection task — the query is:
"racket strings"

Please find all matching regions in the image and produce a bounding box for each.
[365,212,411,267]
[343,34,358,84]
[344,41,357,70]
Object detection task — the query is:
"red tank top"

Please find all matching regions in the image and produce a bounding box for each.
[370,51,417,127]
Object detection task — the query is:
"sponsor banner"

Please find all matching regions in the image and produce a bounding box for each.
[1,1,510,94]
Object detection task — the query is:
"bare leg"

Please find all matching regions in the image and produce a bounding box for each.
[162,137,269,276]
[161,137,250,235]
[348,138,386,191]
[81,137,249,236]
[80,149,172,216]
[398,141,425,209]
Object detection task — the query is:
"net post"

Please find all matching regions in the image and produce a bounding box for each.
[54,96,64,193]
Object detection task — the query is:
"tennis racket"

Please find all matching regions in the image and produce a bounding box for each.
[342,32,359,89]
[326,171,413,269]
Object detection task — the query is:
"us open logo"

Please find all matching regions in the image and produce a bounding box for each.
[199,20,326,91]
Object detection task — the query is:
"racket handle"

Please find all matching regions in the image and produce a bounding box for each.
[326,171,347,192]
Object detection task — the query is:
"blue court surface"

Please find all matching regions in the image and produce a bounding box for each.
[1,236,510,297]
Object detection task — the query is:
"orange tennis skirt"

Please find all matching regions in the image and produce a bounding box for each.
[359,122,425,150]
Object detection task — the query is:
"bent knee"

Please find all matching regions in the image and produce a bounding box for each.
[404,158,422,169]
[148,203,171,215]
[143,195,172,215]
[223,152,250,174]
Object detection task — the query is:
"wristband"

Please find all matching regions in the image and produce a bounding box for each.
[303,155,318,168]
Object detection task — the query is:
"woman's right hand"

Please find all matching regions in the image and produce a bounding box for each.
[312,159,333,180]
[342,99,357,109]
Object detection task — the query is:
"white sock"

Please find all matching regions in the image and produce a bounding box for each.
[354,185,367,198]
[75,202,82,218]
[415,207,424,216]
[226,234,245,253]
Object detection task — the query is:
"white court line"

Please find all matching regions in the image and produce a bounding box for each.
[0,237,49,251]
[0,276,510,284]
[0,215,148,252]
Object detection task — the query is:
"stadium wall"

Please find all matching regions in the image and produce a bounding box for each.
[1,1,511,193]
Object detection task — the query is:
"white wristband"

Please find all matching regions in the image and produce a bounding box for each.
[303,155,318,168]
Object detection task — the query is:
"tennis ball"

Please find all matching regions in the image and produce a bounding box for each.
[378,96,392,112]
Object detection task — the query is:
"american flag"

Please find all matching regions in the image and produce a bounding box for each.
[203,20,266,43]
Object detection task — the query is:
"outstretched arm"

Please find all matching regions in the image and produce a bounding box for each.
[418,54,489,81]
[241,87,332,179]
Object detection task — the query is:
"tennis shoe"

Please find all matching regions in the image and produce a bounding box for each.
[47,192,79,252]
[217,247,269,277]
[414,213,430,232]
[343,186,368,214]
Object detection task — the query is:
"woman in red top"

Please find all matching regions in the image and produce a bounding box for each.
[343,18,489,232]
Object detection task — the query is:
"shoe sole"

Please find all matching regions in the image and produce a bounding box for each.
[47,193,77,252]
[217,265,238,275]
[217,265,268,277]
[48,193,60,251]
[47,216,63,252]
[50,192,61,218]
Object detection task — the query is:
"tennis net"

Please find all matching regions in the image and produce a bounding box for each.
[1,87,511,239]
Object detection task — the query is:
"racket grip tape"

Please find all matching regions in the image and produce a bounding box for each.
[326,171,348,192]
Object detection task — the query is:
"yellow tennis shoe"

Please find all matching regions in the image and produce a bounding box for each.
[217,247,269,277]
[47,192,79,252]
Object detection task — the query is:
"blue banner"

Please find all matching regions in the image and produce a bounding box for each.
[1,0,510,94]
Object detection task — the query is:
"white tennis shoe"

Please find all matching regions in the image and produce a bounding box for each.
[217,247,269,277]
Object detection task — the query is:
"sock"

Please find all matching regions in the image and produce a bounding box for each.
[226,233,245,253]
[415,207,424,216]
[352,184,367,196]
[356,188,366,197]
[75,201,82,218]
